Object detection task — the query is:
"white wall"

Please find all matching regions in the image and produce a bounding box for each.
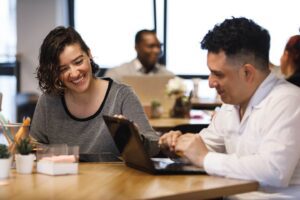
[17,0,68,93]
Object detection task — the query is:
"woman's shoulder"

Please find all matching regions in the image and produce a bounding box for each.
[38,93,61,104]
[108,78,133,93]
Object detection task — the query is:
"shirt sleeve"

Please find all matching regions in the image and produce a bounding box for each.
[199,110,226,153]
[29,94,49,144]
[202,95,300,187]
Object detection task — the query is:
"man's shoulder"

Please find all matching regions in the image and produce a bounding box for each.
[116,59,136,69]
[108,62,134,71]
[273,79,300,97]
[262,79,300,108]
[105,60,137,75]
[155,63,174,75]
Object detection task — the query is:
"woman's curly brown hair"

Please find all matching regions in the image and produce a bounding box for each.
[36,26,99,95]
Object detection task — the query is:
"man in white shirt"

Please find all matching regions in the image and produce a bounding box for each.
[159,17,300,199]
[105,29,174,82]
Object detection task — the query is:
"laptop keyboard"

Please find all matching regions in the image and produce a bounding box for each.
[152,158,205,172]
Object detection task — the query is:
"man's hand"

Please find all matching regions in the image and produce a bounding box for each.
[158,130,182,152]
[175,134,208,167]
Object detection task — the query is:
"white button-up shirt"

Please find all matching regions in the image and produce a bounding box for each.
[201,73,300,199]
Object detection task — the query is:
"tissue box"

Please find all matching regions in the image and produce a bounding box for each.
[36,144,79,175]
[37,159,78,175]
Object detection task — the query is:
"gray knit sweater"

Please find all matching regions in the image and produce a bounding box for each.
[30,78,159,157]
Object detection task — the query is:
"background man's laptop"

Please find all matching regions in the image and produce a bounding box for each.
[0,92,2,111]
[103,115,206,175]
[122,75,174,115]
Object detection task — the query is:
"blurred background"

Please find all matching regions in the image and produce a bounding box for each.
[1,0,299,122]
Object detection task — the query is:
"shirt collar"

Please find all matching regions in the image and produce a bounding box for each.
[133,58,143,71]
[248,72,278,109]
[225,72,278,111]
[133,58,159,74]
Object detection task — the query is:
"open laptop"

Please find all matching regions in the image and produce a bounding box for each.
[122,75,174,115]
[103,115,206,175]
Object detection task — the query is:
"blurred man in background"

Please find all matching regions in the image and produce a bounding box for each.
[105,29,173,82]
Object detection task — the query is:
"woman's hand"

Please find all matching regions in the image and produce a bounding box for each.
[113,114,126,119]
[113,114,139,128]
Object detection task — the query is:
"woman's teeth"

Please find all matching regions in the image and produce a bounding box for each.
[72,76,83,84]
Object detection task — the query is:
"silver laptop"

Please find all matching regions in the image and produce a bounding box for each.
[103,115,206,175]
[0,92,2,111]
[122,75,175,115]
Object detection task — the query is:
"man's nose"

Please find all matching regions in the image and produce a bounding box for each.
[153,46,161,54]
[208,75,217,88]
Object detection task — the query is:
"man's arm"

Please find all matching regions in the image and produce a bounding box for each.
[203,96,300,187]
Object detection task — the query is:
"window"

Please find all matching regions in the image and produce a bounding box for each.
[166,0,300,75]
[0,0,16,62]
[73,0,300,99]
[75,0,155,68]
[0,0,17,122]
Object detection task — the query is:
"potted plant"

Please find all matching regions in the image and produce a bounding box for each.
[0,144,12,179]
[166,77,191,118]
[151,100,163,118]
[15,137,35,174]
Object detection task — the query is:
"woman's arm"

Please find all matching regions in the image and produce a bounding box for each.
[118,86,160,156]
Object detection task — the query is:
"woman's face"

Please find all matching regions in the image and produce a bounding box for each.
[58,43,93,94]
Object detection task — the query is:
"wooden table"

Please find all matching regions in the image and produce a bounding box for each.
[0,163,258,200]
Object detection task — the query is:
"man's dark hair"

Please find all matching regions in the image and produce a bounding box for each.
[201,17,270,70]
[135,29,156,44]
[37,26,99,95]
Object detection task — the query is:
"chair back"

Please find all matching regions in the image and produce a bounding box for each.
[16,93,39,122]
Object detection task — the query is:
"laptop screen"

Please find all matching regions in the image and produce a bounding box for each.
[103,115,155,172]
[103,115,206,175]
[122,75,174,115]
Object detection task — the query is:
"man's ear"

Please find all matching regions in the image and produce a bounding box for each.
[242,64,255,82]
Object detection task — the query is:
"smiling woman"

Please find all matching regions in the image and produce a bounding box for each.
[30,26,160,159]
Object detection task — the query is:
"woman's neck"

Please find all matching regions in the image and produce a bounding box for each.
[66,78,99,104]
[64,78,108,118]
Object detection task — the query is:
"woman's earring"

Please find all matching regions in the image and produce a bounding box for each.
[58,80,64,89]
